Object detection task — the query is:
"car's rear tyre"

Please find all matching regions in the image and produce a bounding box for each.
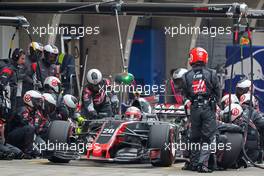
[217,132,243,168]
[47,120,72,163]
[148,124,176,167]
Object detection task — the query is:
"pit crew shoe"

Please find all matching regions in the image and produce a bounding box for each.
[197,165,213,173]
[182,162,197,171]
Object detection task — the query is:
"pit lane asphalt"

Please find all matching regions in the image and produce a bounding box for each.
[0,159,263,176]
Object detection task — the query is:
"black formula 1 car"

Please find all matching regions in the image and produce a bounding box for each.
[44,113,178,167]
[45,100,243,169]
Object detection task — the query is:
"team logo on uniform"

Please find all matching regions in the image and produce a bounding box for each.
[51,79,58,87]
[240,95,246,102]
[192,80,206,94]
[24,94,31,102]
[224,99,230,106]
[232,108,240,116]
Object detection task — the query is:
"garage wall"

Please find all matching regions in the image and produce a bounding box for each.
[82,15,132,78]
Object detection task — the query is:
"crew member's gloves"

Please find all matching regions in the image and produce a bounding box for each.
[75,115,87,135]
[76,127,82,135]
[77,116,86,126]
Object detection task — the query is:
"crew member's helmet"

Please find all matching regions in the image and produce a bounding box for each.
[42,93,57,113]
[63,94,78,113]
[29,42,43,62]
[220,94,239,110]
[86,69,102,85]
[189,47,208,66]
[44,44,59,64]
[223,103,243,122]
[23,90,43,109]
[43,76,61,94]
[236,79,252,99]
[239,93,256,106]
[172,68,188,80]
[86,69,103,93]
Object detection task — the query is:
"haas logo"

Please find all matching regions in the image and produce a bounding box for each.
[192,80,206,94]
[51,79,58,87]
[240,95,246,102]
[232,108,240,116]
[24,94,31,102]
[224,99,230,105]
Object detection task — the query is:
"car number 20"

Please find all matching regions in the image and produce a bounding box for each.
[102,128,115,134]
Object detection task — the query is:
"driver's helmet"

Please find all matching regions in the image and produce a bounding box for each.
[124,106,142,121]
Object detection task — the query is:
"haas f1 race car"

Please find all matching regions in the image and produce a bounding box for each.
[44,101,243,169]
[44,109,177,167]
[86,119,177,166]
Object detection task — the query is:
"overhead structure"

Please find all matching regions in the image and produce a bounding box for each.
[0,2,263,19]
[0,16,29,27]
